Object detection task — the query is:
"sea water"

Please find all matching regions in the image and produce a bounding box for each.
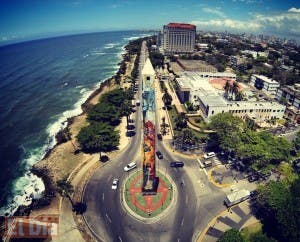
[0,30,151,216]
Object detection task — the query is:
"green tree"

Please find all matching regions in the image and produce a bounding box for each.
[235,91,244,101]
[174,112,187,130]
[77,122,119,154]
[218,229,245,242]
[88,102,120,126]
[250,232,277,242]
[56,178,74,208]
[293,131,300,150]
[224,80,231,99]
[120,100,133,128]
[255,178,300,242]
[208,113,244,152]
[232,81,239,97]
[181,128,197,145]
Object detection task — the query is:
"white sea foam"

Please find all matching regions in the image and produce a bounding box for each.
[104,43,118,49]
[90,52,105,56]
[0,33,141,217]
[123,34,151,41]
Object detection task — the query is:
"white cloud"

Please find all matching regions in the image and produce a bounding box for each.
[191,8,300,38]
[191,19,261,32]
[202,7,226,18]
[288,7,300,13]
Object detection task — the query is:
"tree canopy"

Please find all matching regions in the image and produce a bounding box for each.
[218,229,245,242]
[255,177,300,242]
[77,122,119,153]
[208,113,291,169]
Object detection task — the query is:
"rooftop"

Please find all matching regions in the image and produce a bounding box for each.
[167,23,196,30]
[252,74,279,84]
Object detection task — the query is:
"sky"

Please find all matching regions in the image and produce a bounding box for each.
[1,0,300,44]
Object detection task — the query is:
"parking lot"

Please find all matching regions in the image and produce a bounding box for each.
[200,152,276,186]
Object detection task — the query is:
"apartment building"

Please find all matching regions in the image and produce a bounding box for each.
[250,74,280,95]
[159,23,196,54]
[276,84,300,123]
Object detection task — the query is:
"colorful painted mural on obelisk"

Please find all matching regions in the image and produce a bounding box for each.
[141,58,158,194]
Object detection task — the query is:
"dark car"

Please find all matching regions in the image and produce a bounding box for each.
[170,161,184,167]
[157,133,162,141]
[250,190,259,198]
[248,175,259,183]
[156,151,163,159]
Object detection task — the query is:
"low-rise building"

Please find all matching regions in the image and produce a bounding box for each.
[276,84,300,123]
[175,71,285,123]
[250,74,280,95]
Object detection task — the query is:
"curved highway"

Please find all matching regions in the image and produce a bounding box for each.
[82,42,226,242]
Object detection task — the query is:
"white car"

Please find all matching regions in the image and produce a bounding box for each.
[124,162,137,172]
[111,178,119,190]
[204,152,216,159]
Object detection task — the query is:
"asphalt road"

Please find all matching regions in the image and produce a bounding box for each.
[82,42,226,242]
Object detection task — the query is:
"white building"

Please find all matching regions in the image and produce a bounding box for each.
[250,74,280,95]
[160,23,196,54]
[176,72,285,123]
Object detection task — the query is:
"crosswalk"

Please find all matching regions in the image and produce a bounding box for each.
[202,202,255,242]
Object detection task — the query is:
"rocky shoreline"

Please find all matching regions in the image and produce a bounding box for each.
[13,50,131,216]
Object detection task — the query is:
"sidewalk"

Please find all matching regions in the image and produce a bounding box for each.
[198,200,259,242]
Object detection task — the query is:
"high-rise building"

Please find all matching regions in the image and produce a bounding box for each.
[159,23,196,54]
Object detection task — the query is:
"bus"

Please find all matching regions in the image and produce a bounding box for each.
[224,189,250,207]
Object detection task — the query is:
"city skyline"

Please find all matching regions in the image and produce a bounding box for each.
[0,0,299,45]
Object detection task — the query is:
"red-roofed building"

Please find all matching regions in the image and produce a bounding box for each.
[159,23,196,54]
[167,23,196,30]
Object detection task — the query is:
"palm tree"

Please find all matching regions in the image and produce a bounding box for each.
[56,178,74,208]
[232,81,239,97]
[224,80,231,99]
[235,91,244,101]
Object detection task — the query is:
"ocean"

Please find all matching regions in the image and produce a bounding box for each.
[0,30,151,216]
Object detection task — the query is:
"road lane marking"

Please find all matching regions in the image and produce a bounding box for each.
[197,159,208,175]
[181,218,184,226]
[185,195,188,204]
[102,193,104,201]
[105,213,112,223]
[108,174,112,181]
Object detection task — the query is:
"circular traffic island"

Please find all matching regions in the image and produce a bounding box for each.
[123,170,174,220]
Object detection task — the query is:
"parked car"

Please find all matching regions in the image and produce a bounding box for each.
[124,162,137,172]
[111,178,119,190]
[248,175,259,183]
[170,161,184,167]
[250,190,259,198]
[204,152,216,159]
[156,151,163,159]
[157,133,162,141]
[203,160,212,167]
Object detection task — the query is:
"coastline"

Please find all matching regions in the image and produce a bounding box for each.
[13,46,135,217]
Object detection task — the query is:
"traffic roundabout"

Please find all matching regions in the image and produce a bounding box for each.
[122,169,175,221]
